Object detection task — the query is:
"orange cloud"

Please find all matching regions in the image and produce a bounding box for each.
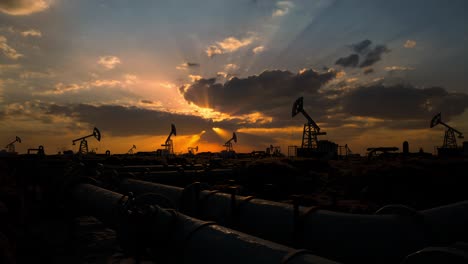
[0,36,23,60]
[404,40,417,48]
[97,55,121,69]
[0,0,51,16]
[206,35,256,57]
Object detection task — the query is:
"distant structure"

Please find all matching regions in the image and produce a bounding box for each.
[188,146,198,155]
[403,141,409,155]
[223,132,237,152]
[27,145,45,156]
[266,145,281,156]
[430,113,464,156]
[291,97,337,158]
[338,144,354,158]
[5,136,21,153]
[72,127,101,155]
[292,97,326,149]
[127,145,137,155]
[221,132,237,158]
[367,147,399,159]
[158,124,176,156]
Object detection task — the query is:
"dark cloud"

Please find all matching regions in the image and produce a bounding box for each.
[359,45,390,68]
[180,69,337,126]
[335,40,390,69]
[352,39,372,54]
[340,84,468,124]
[363,68,374,75]
[186,62,200,67]
[46,104,215,136]
[335,54,359,67]
[140,100,154,104]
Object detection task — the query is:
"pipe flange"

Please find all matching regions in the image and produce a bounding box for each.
[375,204,423,222]
[402,246,468,264]
[179,182,202,215]
[281,249,314,264]
[134,192,176,210]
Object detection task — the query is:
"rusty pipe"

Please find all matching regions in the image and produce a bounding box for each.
[69,183,338,264]
[118,178,468,264]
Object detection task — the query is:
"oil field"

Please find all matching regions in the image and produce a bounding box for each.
[1,95,468,264]
[2,1,468,264]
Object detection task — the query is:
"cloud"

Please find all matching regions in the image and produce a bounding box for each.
[157,82,174,89]
[46,104,214,137]
[0,35,23,60]
[188,74,203,82]
[216,72,228,78]
[180,69,337,126]
[352,39,372,54]
[272,1,294,17]
[363,68,374,75]
[97,56,121,69]
[176,62,200,70]
[252,45,265,54]
[206,35,255,57]
[21,29,42,37]
[224,63,239,72]
[340,84,468,123]
[384,66,415,73]
[404,40,417,48]
[335,54,359,67]
[39,75,136,96]
[336,40,390,68]
[0,64,20,71]
[20,70,55,79]
[359,45,390,68]
[206,45,223,57]
[0,0,50,15]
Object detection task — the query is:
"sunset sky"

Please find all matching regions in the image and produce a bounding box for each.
[1,0,468,155]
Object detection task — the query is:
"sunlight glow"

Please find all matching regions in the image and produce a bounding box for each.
[187,130,206,146]
[212,127,230,139]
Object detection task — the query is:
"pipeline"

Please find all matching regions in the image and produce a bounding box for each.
[118,178,468,264]
[68,183,339,264]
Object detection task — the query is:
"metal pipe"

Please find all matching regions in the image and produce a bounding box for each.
[119,178,468,263]
[69,183,338,264]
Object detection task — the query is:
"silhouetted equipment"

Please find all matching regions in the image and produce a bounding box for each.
[403,141,409,155]
[118,178,468,264]
[69,183,337,264]
[72,127,101,155]
[431,113,464,148]
[338,144,353,157]
[266,145,281,156]
[188,146,198,155]
[127,145,136,155]
[430,113,465,157]
[5,136,21,153]
[161,124,176,156]
[223,132,237,152]
[367,147,399,158]
[292,97,326,149]
[27,145,45,155]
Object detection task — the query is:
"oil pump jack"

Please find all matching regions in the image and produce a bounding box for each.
[161,124,176,156]
[223,132,237,152]
[188,146,198,155]
[430,113,464,156]
[5,136,21,153]
[430,113,464,148]
[72,127,101,155]
[292,97,326,149]
[127,145,136,155]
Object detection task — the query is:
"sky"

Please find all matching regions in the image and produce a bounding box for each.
[1,0,468,155]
